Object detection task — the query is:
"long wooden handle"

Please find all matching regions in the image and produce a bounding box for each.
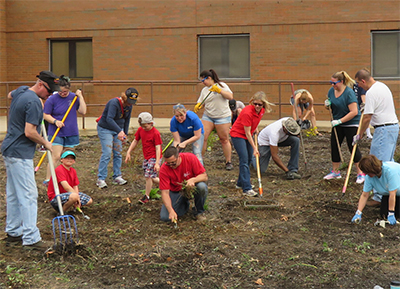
[291,83,307,170]
[255,134,263,197]
[329,106,344,163]
[342,112,364,195]
[35,96,78,172]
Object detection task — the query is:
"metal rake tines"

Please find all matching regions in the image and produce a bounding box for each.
[52,215,79,246]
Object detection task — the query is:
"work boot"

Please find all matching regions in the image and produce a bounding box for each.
[286,171,301,180]
[5,234,22,247]
[23,240,49,252]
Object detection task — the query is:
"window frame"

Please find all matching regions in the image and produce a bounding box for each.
[50,38,93,80]
[371,30,400,80]
[198,34,250,81]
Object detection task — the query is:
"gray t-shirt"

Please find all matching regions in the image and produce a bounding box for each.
[1,86,43,159]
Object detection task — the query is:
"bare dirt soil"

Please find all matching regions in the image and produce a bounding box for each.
[0,132,399,289]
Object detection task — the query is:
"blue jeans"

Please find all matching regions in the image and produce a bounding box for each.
[180,134,204,165]
[255,135,300,174]
[4,156,41,245]
[231,137,253,192]
[97,125,123,180]
[370,124,399,202]
[160,182,208,222]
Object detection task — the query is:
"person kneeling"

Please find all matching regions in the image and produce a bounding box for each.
[47,151,93,213]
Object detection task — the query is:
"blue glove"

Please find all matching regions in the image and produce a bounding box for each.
[352,211,362,223]
[388,212,397,225]
[331,119,342,127]
[352,134,361,146]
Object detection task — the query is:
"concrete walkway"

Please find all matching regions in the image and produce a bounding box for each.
[0,116,333,141]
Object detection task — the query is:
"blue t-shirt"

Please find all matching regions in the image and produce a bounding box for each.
[97,97,132,134]
[1,86,43,159]
[363,162,400,196]
[328,86,360,126]
[170,110,204,138]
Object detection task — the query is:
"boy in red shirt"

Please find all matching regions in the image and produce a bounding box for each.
[47,151,93,212]
[125,112,162,204]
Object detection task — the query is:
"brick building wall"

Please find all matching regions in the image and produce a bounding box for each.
[1,0,400,119]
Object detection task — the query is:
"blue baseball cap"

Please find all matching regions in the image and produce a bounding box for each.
[61,151,76,159]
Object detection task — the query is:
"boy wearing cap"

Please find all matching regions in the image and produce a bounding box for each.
[47,151,92,212]
[125,112,162,204]
[96,88,138,189]
[2,71,58,251]
[255,117,302,180]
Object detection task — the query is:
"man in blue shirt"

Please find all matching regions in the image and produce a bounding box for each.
[2,71,59,251]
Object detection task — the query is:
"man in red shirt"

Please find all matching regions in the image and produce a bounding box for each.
[159,146,208,223]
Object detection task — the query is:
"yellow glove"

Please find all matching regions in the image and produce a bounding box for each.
[209,84,221,94]
[194,103,202,113]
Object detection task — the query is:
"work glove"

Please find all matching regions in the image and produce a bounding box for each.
[359,102,365,112]
[331,119,342,127]
[324,99,331,107]
[388,212,397,225]
[194,103,202,113]
[351,210,362,223]
[209,84,221,94]
[352,134,361,146]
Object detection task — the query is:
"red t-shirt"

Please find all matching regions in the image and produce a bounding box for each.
[159,153,206,192]
[47,165,79,201]
[134,126,163,160]
[230,105,265,139]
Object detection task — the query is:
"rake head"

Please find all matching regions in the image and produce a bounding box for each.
[52,215,79,252]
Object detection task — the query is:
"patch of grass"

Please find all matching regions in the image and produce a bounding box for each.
[139,188,161,199]
[6,265,27,287]
[322,242,333,252]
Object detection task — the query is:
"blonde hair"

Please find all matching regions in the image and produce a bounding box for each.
[332,71,355,89]
[173,103,187,115]
[299,91,309,103]
[249,91,274,113]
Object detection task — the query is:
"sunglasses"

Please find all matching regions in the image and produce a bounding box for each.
[173,104,185,110]
[253,103,263,107]
[200,77,207,82]
[166,160,177,167]
[41,81,53,94]
[330,80,341,85]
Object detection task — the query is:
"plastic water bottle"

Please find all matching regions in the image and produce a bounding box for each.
[374,286,384,289]
[391,280,400,289]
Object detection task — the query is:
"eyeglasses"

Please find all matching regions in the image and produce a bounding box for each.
[41,81,53,94]
[166,160,177,167]
[330,80,341,85]
[201,77,207,82]
[253,103,263,107]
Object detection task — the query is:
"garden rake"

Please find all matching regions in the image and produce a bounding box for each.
[41,122,79,250]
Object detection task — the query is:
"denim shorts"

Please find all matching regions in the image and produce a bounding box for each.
[202,114,231,125]
[50,192,91,211]
[48,135,80,147]
[143,158,160,178]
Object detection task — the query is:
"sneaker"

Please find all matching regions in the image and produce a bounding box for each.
[112,176,127,186]
[286,171,301,180]
[323,170,342,180]
[43,179,50,187]
[225,162,233,171]
[235,184,255,189]
[243,189,258,197]
[356,173,366,184]
[23,240,49,252]
[96,179,108,189]
[5,234,22,247]
[138,195,149,204]
[196,214,207,222]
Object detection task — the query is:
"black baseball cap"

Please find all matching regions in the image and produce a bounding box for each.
[36,71,60,92]
[125,87,139,105]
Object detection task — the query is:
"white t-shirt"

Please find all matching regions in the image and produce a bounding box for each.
[258,117,289,146]
[364,81,398,126]
[197,82,232,119]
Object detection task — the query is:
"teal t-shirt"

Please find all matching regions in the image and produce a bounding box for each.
[363,162,400,196]
[328,86,360,126]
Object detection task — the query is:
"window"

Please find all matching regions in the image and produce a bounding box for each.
[199,34,250,79]
[51,39,93,79]
[372,30,400,78]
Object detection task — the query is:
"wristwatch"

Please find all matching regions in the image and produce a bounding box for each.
[53,119,57,125]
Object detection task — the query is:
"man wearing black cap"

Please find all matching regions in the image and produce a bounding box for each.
[1,71,59,251]
[229,99,245,125]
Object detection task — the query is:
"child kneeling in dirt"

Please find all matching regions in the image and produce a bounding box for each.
[125,112,162,204]
[47,151,93,212]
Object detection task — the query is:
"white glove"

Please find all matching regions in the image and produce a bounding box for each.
[325,99,331,107]
[331,119,342,127]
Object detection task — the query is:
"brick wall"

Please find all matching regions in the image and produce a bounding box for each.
[2,0,400,119]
